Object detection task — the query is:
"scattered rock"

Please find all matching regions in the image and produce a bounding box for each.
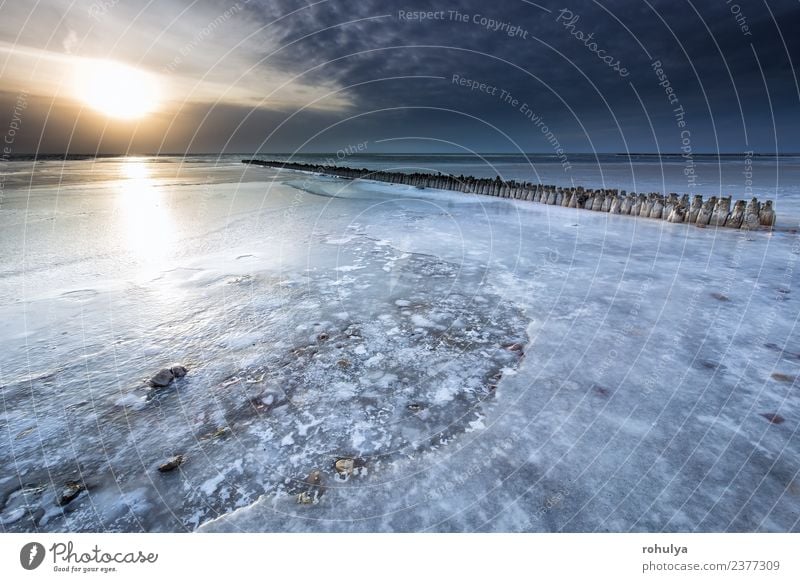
[771,373,796,383]
[592,385,611,397]
[760,413,785,425]
[334,458,355,477]
[296,491,316,504]
[711,292,729,302]
[295,470,324,504]
[158,455,184,472]
[148,364,187,388]
[209,427,231,439]
[504,343,525,353]
[333,457,366,479]
[149,368,174,388]
[200,426,232,440]
[15,427,34,439]
[305,470,322,486]
[56,481,85,507]
[344,325,361,338]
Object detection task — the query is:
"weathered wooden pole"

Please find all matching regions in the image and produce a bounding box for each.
[759,200,776,227]
[710,196,731,227]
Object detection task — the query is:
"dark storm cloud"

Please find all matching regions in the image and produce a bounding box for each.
[230,0,800,153]
[1,0,798,153]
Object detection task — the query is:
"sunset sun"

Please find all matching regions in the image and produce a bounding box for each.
[74,59,160,119]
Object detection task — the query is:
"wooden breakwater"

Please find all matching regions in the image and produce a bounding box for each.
[242,159,776,229]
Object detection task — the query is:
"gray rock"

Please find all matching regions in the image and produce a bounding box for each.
[158,455,185,472]
[334,458,354,477]
[149,364,187,388]
[56,481,85,506]
[504,342,525,355]
[149,368,175,388]
[207,426,231,439]
[296,470,324,504]
[334,457,366,478]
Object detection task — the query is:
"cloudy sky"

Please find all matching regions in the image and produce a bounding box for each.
[1,0,798,154]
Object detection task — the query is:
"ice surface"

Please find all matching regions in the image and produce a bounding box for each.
[1,157,799,532]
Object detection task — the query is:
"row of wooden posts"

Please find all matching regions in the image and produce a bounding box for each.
[243,159,776,229]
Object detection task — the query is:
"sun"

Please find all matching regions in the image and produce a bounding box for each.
[74,59,160,119]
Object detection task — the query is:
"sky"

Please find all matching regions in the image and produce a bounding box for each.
[0,0,798,154]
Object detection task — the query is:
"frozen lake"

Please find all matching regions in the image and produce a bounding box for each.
[1,156,798,532]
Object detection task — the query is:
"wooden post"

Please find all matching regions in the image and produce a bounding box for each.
[696,196,716,226]
[650,195,664,219]
[759,200,776,228]
[620,194,632,215]
[640,195,653,217]
[568,192,578,208]
[710,196,731,227]
[726,200,746,228]
[743,197,761,229]
[688,195,703,223]
[667,205,686,223]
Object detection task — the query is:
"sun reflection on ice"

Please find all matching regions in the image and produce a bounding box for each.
[115,159,175,274]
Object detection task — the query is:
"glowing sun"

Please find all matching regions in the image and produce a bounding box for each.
[75,60,160,119]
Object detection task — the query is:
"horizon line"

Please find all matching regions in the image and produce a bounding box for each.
[5,151,799,158]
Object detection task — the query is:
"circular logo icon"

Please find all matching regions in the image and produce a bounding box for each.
[20,542,46,570]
